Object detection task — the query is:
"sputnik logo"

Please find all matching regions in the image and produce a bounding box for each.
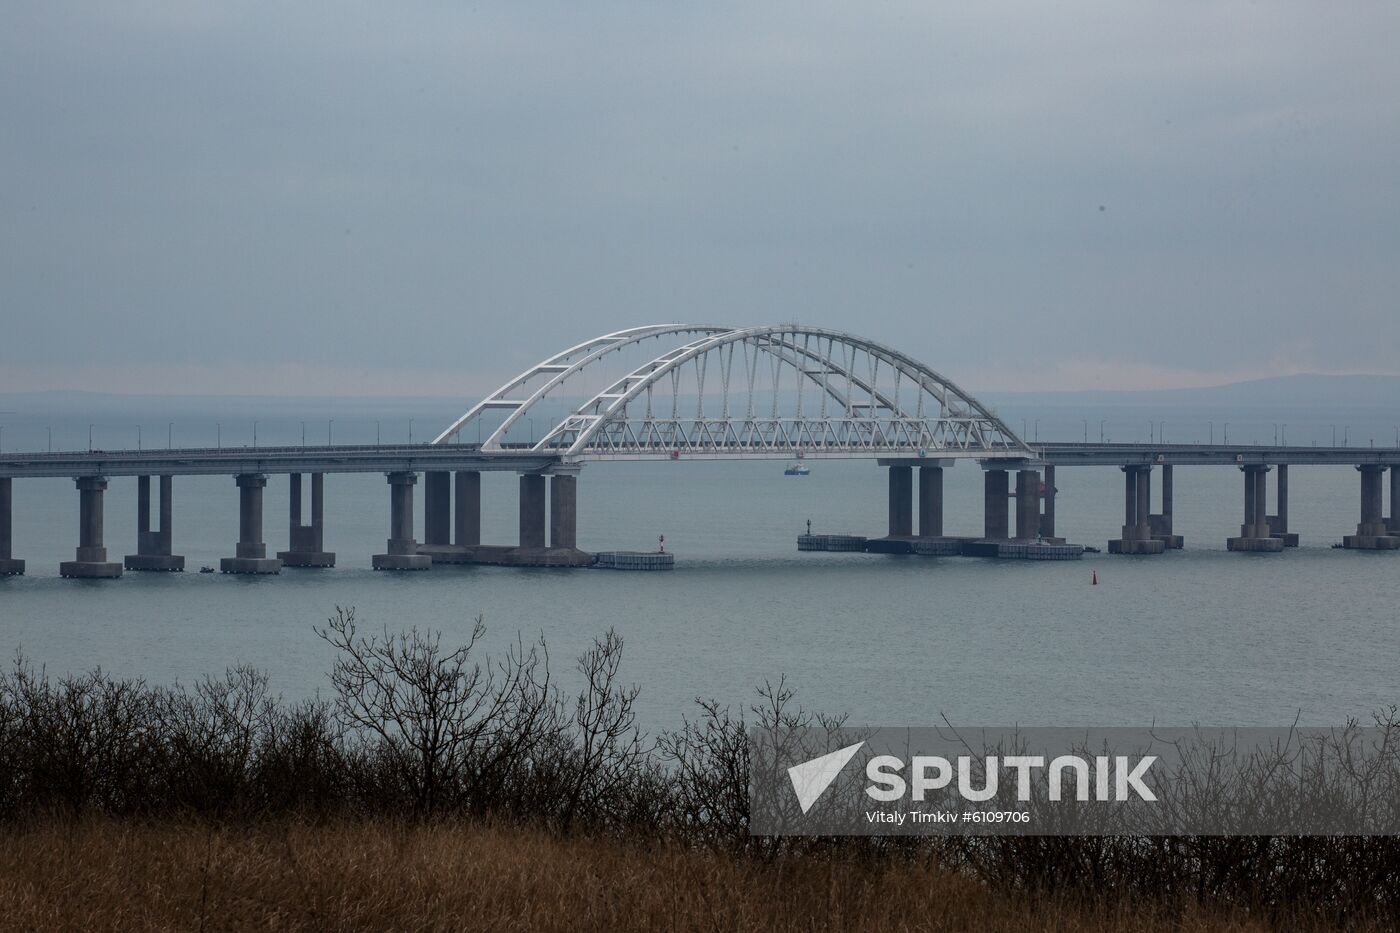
[787,741,865,814]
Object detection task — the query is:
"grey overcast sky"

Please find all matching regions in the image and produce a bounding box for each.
[2,2,1397,397]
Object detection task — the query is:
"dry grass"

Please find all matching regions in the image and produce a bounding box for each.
[0,818,1376,933]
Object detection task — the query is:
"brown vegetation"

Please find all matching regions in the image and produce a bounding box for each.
[0,816,1381,933]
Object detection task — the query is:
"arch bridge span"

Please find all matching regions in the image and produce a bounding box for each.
[433,325,1034,461]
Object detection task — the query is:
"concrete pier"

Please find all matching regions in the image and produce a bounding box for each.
[423,471,451,547]
[1228,465,1284,552]
[125,474,184,571]
[1149,464,1184,548]
[61,476,123,577]
[1390,466,1400,535]
[550,473,577,549]
[1266,464,1299,547]
[1039,466,1056,540]
[277,472,334,567]
[0,477,24,575]
[1109,466,1165,554]
[1014,469,1040,540]
[983,469,1009,540]
[455,470,481,546]
[887,464,913,537]
[919,465,943,537]
[221,474,281,573]
[374,471,431,570]
[518,473,547,549]
[1344,465,1400,550]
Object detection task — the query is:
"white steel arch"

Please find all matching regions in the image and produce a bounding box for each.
[434,325,1035,461]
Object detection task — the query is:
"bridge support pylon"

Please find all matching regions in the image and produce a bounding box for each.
[0,477,24,575]
[1108,466,1165,555]
[1266,464,1299,547]
[61,475,123,577]
[1148,464,1184,549]
[374,471,431,570]
[125,475,184,571]
[277,472,334,567]
[222,473,282,573]
[1228,464,1284,552]
[983,468,1010,540]
[1343,465,1400,550]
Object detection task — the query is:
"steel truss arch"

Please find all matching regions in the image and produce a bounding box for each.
[435,325,1034,460]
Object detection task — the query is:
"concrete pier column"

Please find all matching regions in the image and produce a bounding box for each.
[1358,465,1387,536]
[1015,469,1040,540]
[374,472,430,570]
[519,474,547,549]
[887,465,913,537]
[1135,466,1152,542]
[278,472,334,567]
[1121,466,1139,541]
[1266,464,1298,546]
[423,471,452,546]
[454,471,481,547]
[1343,465,1399,549]
[0,477,23,575]
[550,474,578,550]
[1109,466,1165,554]
[1148,465,1183,548]
[1241,467,1257,538]
[125,474,185,571]
[983,469,1009,540]
[1228,465,1283,552]
[1389,466,1400,534]
[222,474,280,573]
[918,465,944,538]
[61,476,122,577]
[1038,466,1056,539]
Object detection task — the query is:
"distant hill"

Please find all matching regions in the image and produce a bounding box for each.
[983,374,1400,410]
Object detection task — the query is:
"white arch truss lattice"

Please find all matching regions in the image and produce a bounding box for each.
[434,325,1034,461]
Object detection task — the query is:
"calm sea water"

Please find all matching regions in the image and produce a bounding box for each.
[1,400,1397,731]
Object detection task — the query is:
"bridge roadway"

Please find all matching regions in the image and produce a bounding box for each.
[2,439,1400,579]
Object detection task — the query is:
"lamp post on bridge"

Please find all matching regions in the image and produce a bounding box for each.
[136,425,141,450]
[301,421,306,447]
[1082,419,1088,443]
[167,422,173,450]
[408,419,414,444]
[1223,423,1229,444]
[88,423,93,452]
[1034,418,1041,443]
[253,421,259,449]
[1209,421,1214,445]
[375,421,381,446]
[216,422,221,449]
[1099,419,1106,443]
[328,419,334,445]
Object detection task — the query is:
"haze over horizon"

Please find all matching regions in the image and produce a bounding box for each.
[4,3,1398,397]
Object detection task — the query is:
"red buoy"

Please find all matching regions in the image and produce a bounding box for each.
[1092,570,1098,585]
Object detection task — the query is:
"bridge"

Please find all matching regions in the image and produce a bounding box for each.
[1,324,1398,576]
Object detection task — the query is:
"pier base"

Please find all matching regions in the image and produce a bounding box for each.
[372,553,432,571]
[1107,538,1167,555]
[594,551,672,570]
[417,543,593,568]
[124,555,186,571]
[220,557,282,574]
[1226,536,1286,552]
[60,559,123,578]
[1342,534,1400,550]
